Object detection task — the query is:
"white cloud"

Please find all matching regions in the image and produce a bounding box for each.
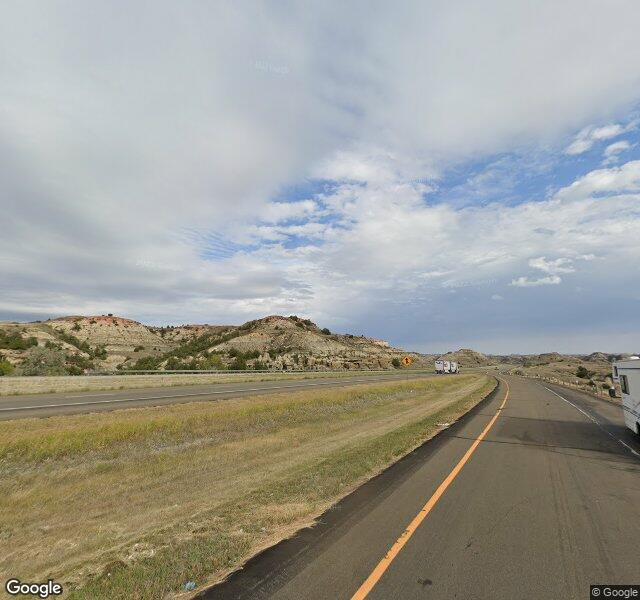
[510,275,562,287]
[591,124,625,140]
[555,160,640,202]
[2,2,640,350]
[528,257,575,275]
[233,156,640,320]
[603,140,632,164]
[565,124,626,155]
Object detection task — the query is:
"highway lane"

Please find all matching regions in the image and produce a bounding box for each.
[0,372,434,420]
[202,375,640,600]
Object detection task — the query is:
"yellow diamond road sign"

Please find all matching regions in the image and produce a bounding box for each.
[402,356,412,366]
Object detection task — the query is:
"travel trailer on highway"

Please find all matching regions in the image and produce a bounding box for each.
[435,360,459,374]
[613,358,640,435]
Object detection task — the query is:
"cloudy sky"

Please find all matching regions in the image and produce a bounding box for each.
[2,1,640,354]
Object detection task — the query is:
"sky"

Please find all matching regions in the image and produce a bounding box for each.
[2,1,640,354]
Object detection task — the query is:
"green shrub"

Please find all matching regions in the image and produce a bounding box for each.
[0,354,14,376]
[391,357,401,369]
[133,345,145,352]
[576,365,593,379]
[321,328,331,335]
[56,331,92,354]
[230,357,247,370]
[19,347,68,376]
[0,330,38,350]
[130,356,162,371]
[165,356,186,370]
[203,353,224,370]
[93,346,108,359]
[65,353,95,375]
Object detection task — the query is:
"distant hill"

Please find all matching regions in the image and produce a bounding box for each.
[438,348,493,367]
[2,315,633,378]
[0,314,426,375]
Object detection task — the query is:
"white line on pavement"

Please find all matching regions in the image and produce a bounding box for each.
[544,386,640,459]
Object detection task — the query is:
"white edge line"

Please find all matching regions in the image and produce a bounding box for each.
[544,385,640,459]
[0,375,419,413]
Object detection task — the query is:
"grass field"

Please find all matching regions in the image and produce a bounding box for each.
[0,373,494,599]
[0,369,427,397]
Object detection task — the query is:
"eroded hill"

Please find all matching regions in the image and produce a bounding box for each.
[0,314,425,375]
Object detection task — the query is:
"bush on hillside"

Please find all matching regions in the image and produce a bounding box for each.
[576,365,594,379]
[0,354,14,376]
[391,357,401,369]
[93,345,108,359]
[321,328,331,335]
[56,331,92,354]
[230,357,247,370]
[203,353,224,370]
[19,347,68,376]
[130,356,162,370]
[0,331,38,351]
[65,353,95,375]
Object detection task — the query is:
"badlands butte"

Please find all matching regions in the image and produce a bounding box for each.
[0,314,429,374]
[0,314,630,388]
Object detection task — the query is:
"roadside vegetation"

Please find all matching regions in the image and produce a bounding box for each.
[0,374,494,598]
[509,354,616,397]
[0,330,38,351]
[0,352,14,376]
[0,369,422,396]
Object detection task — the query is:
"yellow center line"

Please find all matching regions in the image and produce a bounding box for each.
[351,377,510,600]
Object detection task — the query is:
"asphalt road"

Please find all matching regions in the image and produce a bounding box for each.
[0,372,433,420]
[201,375,640,600]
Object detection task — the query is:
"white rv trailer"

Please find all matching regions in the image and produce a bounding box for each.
[613,358,640,435]
[435,359,459,374]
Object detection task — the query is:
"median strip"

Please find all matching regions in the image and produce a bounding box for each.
[0,374,495,599]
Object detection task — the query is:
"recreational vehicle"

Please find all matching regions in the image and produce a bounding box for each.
[435,360,459,374]
[613,358,640,435]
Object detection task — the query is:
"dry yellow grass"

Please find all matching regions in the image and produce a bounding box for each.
[0,370,421,397]
[0,374,495,599]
